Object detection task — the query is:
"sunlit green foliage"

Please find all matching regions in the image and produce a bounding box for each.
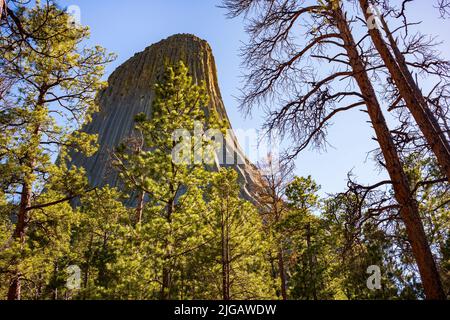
[0,0,114,299]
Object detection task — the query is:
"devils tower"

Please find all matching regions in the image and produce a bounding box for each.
[69,34,262,201]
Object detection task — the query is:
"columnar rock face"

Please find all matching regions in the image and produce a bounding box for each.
[70,34,262,202]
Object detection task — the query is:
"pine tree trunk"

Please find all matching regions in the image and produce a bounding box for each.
[334,7,446,300]
[221,196,231,300]
[0,0,4,21]
[306,223,317,300]
[7,181,32,300]
[226,198,231,300]
[161,196,175,300]
[277,246,287,300]
[161,268,171,300]
[221,210,228,300]
[135,190,145,224]
[359,0,450,182]
[7,277,21,300]
[52,263,59,300]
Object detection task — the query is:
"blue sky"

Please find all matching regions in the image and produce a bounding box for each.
[59,0,450,196]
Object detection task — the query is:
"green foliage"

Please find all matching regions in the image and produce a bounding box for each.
[0,1,114,299]
[322,192,421,300]
[0,187,81,299]
[192,169,275,299]
[0,0,114,202]
[108,62,245,300]
[404,154,450,298]
[69,187,131,299]
[281,176,336,300]
[1,1,448,301]
[104,63,273,300]
[441,235,450,298]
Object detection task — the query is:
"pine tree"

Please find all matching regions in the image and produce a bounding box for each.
[255,156,294,300]
[282,176,339,300]
[0,2,114,299]
[112,61,222,299]
[194,168,275,300]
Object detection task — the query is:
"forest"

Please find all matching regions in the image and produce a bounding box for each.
[0,0,449,301]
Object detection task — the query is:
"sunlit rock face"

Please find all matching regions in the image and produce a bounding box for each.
[70,34,263,203]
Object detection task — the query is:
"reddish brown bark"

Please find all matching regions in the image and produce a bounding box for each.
[359,0,450,183]
[135,190,145,224]
[334,7,446,300]
[7,181,32,300]
[160,197,175,300]
[7,107,43,300]
[0,0,4,21]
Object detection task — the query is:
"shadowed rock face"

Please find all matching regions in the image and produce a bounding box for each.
[70,34,262,202]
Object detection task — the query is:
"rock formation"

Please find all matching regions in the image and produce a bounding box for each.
[70,34,262,202]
